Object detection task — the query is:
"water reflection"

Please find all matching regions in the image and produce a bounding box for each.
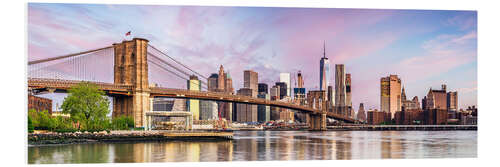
[28,131,477,164]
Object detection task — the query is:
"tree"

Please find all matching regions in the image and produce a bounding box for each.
[38,110,51,130]
[28,116,34,133]
[61,82,110,131]
[28,109,40,128]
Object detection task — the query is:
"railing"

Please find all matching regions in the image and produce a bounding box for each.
[328,124,477,129]
[28,78,356,122]
[150,87,315,111]
[150,87,357,122]
[28,78,134,91]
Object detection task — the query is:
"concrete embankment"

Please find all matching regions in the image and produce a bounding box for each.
[28,131,233,145]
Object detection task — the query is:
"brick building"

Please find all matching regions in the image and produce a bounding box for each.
[28,95,52,114]
[394,109,424,125]
[424,109,448,125]
[367,109,387,125]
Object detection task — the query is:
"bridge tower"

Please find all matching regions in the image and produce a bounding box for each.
[112,38,150,127]
[306,91,328,130]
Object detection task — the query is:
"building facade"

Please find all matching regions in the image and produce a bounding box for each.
[357,103,366,122]
[280,72,291,97]
[335,64,347,115]
[380,75,402,119]
[28,95,52,114]
[367,109,388,125]
[244,70,258,97]
[258,83,268,94]
[215,65,233,123]
[207,73,219,92]
[424,85,448,110]
[270,85,280,101]
[236,88,258,122]
[200,101,218,120]
[187,75,201,120]
[275,82,287,99]
[257,93,271,123]
[447,91,458,112]
[319,42,330,92]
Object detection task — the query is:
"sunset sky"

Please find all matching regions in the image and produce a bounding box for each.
[28,3,477,111]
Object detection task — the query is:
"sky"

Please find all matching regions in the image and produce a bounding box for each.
[28,3,477,112]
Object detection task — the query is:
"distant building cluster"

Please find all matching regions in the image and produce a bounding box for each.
[362,74,477,125]
[178,42,477,126]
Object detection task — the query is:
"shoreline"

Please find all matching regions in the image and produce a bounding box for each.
[28,131,233,145]
[28,127,477,146]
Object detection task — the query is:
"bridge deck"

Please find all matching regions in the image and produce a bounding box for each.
[27,78,356,123]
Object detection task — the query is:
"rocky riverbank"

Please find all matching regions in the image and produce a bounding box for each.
[28,131,233,145]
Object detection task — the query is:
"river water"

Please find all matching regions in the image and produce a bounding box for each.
[28,130,477,164]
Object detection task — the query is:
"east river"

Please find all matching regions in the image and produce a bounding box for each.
[28,130,477,164]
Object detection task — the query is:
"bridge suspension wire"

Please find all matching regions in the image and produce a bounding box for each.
[28,46,115,83]
[148,59,208,90]
[147,44,208,80]
[28,46,113,65]
[147,53,207,85]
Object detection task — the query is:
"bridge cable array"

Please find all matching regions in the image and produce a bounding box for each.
[27,43,210,90]
[147,44,208,80]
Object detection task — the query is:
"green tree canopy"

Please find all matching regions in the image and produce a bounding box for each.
[61,82,110,131]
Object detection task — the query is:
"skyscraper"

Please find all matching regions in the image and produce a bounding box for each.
[357,103,366,122]
[207,73,218,92]
[204,73,219,120]
[257,83,270,123]
[346,73,353,117]
[280,73,291,97]
[294,71,306,105]
[258,83,268,94]
[187,75,201,120]
[297,71,304,88]
[215,65,233,123]
[217,65,225,91]
[275,82,287,99]
[257,93,271,122]
[319,42,330,92]
[346,73,352,107]
[335,64,346,115]
[244,70,258,97]
[327,85,334,110]
[236,88,257,122]
[380,75,402,118]
[235,70,258,122]
[270,85,280,101]
[447,91,458,112]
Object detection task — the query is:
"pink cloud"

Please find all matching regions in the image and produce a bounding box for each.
[396,30,477,83]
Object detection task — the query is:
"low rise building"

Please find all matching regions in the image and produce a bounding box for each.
[28,95,52,114]
[367,109,387,125]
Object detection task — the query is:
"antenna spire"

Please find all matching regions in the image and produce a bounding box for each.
[323,41,326,58]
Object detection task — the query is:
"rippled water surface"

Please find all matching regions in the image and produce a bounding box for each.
[28,131,477,164]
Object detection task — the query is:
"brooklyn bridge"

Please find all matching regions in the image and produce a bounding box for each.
[28,38,356,131]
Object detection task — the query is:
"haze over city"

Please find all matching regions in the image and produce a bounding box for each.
[28,3,477,111]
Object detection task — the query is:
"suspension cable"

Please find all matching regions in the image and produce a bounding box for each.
[147,53,207,85]
[148,60,207,90]
[148,44,208,80]
[28,46,113,65]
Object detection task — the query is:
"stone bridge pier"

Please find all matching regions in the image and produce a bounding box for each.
[308,113,327,131]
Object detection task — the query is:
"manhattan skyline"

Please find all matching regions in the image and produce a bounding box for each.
[28,3,477,111]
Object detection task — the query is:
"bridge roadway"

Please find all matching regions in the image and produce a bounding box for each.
[27,78,356,123]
